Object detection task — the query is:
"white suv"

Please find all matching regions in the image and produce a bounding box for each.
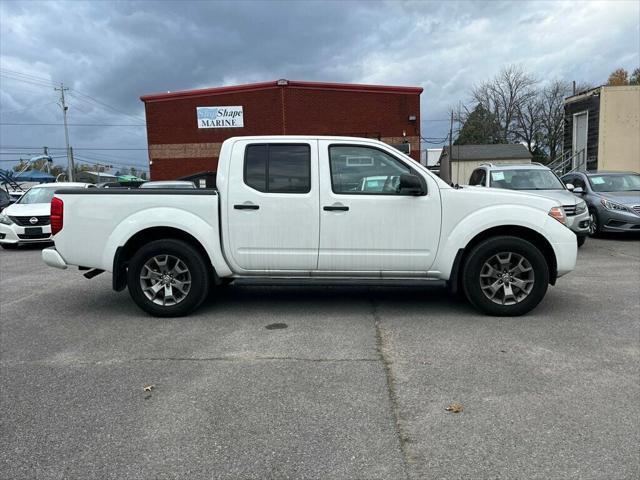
[468,163,591,247]
[0,182,95,249]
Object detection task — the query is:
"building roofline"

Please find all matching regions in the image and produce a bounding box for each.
[564,85,603,104]
[140,79,423,102]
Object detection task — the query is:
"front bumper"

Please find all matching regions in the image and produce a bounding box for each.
[598,208,640,233]
[566,209,591,237]
[0,222,53,245]
[42,247,68,269]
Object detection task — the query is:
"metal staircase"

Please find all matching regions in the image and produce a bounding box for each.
[547,149,586,176]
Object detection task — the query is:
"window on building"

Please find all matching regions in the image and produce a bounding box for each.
[244,144,311,193]
[329,145,412,195]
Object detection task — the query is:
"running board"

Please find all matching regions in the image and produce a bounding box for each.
[231,278,446,288]
[83,269,105,279]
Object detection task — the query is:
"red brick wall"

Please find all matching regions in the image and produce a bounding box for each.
[144,84,421,180]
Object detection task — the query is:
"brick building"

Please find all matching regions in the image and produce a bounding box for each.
[140,79,423,180]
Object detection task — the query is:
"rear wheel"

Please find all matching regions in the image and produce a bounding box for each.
[462,236,549,316]
[127,239,210,317]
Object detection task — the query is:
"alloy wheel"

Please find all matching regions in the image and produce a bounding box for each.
[479,252,535,305]
[139,254,192,306]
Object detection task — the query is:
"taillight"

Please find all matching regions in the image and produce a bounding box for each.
[51,197,64,235]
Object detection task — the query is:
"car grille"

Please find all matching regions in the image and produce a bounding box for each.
[633,205,640,216]
[562,205,577,216]
[17,233,51,240]
[9,215,50,226]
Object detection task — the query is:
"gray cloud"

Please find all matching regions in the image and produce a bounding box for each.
[1,0,638,172]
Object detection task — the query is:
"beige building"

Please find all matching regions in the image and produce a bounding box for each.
[439,144,532,185]
[563,85,640,172]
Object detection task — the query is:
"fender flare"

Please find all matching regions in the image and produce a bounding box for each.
[104,207,232,290]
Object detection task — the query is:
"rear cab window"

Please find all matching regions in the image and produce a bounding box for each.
[244,144,311,193]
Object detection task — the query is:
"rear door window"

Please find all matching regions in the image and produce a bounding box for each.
[244,144,311,193]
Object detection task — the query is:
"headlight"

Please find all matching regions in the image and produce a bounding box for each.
[0,213,13,225]
[575,200,587,214]
[548,206,566,225]
[600,198,632,213]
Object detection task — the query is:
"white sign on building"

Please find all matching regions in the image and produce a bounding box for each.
[197,106,244,129]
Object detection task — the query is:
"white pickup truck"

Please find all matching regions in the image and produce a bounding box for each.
[42,136,577,317]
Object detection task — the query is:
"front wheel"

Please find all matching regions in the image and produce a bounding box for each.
[127,239,210,317]
[588,210,600,236]
[577,235,587,248]
[462,236,549,316]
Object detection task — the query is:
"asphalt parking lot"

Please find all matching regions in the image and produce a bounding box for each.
[1,236,639,480]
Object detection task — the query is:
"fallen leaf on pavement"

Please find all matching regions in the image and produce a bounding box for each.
[445,402,463,413]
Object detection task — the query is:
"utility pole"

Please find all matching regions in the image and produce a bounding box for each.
[55,83,75,181]
[440,110,453,185]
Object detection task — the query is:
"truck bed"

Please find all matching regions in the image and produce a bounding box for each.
[52,188,220,272]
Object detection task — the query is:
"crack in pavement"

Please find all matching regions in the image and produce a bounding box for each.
[370,290,412,480]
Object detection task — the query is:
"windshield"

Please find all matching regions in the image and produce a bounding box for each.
[587,173,640,192]
[489,169,564,190]
[16,187,56,204]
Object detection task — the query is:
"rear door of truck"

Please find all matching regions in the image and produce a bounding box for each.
[224,139,320,272]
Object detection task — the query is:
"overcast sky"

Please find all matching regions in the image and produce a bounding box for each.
[1,0,638,174]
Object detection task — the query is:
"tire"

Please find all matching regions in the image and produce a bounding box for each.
[588,209,600,237]
[462,236,549,316]
[1,243,18,250]
[127,239,210,317]
[577,235,587,248]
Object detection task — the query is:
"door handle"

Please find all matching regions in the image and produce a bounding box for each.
[234,204,259,210]
[323,205,349,211]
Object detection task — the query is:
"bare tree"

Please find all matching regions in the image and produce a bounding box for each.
[472,65,538,142]
[538,79,571,163]
[513,94,543,154]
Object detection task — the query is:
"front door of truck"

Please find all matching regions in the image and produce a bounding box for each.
[317,140,441,274]
[225,140,319,272]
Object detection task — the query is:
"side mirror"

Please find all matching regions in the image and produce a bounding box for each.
[565,183,575,191]
[573,187,584,194]
[398,174,425,196]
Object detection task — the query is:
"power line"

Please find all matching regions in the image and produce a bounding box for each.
[67,91,146,123]
[1,68,146,123]
[0,145,148,150]
[0,68,58,85]
[0,122,146,127]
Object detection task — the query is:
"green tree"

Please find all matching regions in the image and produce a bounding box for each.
[630,68,640,85]
[140,171,148,180]
[455,104,504,145]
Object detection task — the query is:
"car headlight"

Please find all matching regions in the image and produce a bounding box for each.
[575,200,587,214]
[0,213,13,225]
[600,198,632,213]
[548,206,566,225]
